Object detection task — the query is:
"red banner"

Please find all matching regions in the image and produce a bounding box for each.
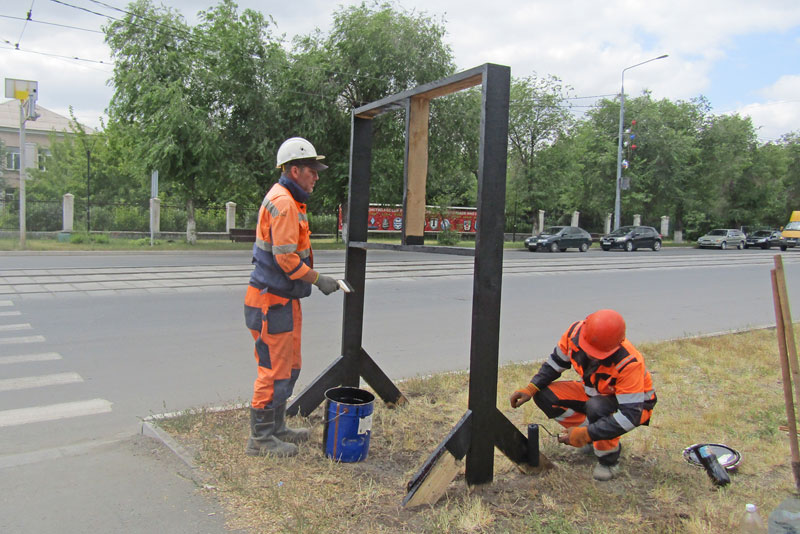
[338,205,478,233]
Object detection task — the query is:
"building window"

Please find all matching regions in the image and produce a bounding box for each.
[38,149,51,171]
[5,149,20,171]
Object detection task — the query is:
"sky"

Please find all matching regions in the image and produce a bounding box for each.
[1,0,799,142]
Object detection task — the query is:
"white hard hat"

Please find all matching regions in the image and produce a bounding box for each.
[276,137,327,170]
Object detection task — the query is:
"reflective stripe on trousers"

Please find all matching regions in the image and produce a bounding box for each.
[533,380,653,466]
[244,285,302,409]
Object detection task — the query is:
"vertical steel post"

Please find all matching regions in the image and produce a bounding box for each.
[340,115,373,387]
[465,63,510,485]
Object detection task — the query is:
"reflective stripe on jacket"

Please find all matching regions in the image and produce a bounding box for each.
[531,320,657,441]
[249,177,313,298]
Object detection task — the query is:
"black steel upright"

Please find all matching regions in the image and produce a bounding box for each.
[341,117,372,386]
[465,63,510,484]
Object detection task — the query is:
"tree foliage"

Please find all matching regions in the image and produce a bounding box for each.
[23,0,800,241]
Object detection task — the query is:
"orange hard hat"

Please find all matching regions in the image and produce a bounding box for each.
[579,309,626,359]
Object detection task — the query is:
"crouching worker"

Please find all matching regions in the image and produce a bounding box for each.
[509,309,656,480]
[244,137,340,458]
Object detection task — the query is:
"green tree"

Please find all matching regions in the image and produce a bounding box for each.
[284,1,457,211]
[106,0,280,242]
[506,74,575,229]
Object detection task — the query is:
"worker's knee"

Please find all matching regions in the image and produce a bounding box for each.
[585,395,617,423]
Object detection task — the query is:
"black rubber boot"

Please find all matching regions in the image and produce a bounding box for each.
[245,407,298,457]
[273,403,310,444]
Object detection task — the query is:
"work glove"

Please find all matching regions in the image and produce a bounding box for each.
[509,383,539,408]
[314,273,340,295]
[558,426,591,448]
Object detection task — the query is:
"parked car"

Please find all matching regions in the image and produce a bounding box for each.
[744,229,791,250]
[524,226,592,252]
[600,225,662,252]
[697,229,746,249]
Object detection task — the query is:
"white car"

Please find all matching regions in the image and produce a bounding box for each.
[697,229,746,250]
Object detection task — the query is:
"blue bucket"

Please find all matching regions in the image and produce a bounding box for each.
[322,387,375,462]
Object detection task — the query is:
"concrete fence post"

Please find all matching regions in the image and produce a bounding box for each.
[226,202,237,233]
[150,197,160,236]
[633,214,641,226]
[660,216,669,238]
[538,210,545,235]
[674,230,683,243]
[571,211,580,227]
[63,193,74,232]
[605,213,612,234]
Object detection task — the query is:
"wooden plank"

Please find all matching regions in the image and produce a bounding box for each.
[403,96,430,244]
[402,450,462,508]
[403,410,471,507]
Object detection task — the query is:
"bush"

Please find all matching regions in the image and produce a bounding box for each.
[112,205,148,232]
[437,228,460,246]
[309,213,337,234]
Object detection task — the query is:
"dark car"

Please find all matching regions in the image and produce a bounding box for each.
[744,229,791,250]
[524,226,592,252]
[600,225,662,252]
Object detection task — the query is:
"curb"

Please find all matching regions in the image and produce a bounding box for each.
[140,402,248,483]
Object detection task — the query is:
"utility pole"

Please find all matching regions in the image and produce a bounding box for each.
[613,55,667,230]
[5,79,40,249]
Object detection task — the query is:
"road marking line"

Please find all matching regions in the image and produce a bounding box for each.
[0,372,83,392]
[0,323,32,332]
[0,311,21,317]
[0,399,113,428]
[0,300,12,306]
[0,438,123,470]
[0,335,45,345]
[0,352,62,365]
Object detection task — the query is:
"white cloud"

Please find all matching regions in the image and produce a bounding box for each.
[2,0,799,140]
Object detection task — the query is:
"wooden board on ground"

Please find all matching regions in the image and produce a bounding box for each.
[403,449,462,508]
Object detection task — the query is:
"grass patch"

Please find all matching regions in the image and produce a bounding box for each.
[159,325,800,533]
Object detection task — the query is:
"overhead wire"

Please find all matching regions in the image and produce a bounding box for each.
[3,0,610,110]
[0,13,103,33]
[14,0,35,48]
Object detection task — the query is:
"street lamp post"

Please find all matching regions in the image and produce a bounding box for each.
[614,54,668,230]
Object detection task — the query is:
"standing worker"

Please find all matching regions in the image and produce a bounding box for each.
[244,137,340,457]
[510,309,656,480]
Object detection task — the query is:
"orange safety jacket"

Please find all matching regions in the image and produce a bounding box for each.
[249,176,313,298]
[531,320,657,441]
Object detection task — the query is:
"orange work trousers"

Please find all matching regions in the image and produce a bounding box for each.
[244,285,302,409]
[533,380,653,466]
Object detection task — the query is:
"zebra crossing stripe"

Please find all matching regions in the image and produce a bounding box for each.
[0,372,83,392]
[0,301,12,307]
[0,323,32,332]
[0,399,113,428]
[0,352,62,365]
[0,311,21,317]
[0,335,45,345]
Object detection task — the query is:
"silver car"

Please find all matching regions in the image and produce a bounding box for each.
[697,229,746,250]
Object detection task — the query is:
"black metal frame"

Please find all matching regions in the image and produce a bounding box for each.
[287,63,530,485]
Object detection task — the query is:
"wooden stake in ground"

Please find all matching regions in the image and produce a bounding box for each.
[771,257,800,491]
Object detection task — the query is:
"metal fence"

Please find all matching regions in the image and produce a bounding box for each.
[0,198,339,235]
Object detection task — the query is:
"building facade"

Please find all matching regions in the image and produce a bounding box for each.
[0,99,92,194]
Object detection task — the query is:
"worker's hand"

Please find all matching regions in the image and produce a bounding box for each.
[509,383,539,408]
[558,426,591,447]
[314,274,340,295]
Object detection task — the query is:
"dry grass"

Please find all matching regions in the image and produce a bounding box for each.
[159,325,800,533]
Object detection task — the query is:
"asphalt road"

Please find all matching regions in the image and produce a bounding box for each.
[1,246,798,532]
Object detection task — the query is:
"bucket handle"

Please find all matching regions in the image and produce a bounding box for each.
[327,405,350,423]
